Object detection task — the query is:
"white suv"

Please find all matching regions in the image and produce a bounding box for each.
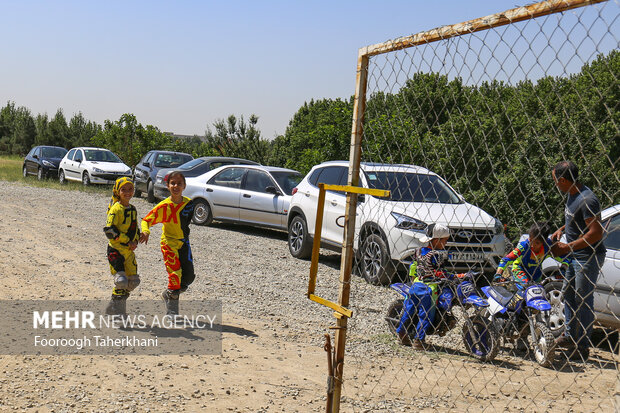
[287,161,506,285]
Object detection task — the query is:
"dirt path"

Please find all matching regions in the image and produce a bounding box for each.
[0,181,617,412]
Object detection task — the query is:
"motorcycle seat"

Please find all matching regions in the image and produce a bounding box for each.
[487,285,514,307]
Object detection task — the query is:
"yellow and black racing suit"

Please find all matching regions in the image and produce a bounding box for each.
[104,202,140,296]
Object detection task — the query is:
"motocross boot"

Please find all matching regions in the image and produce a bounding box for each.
[105,293,128,316]
[161,289,180,316]
[397,331,412,346]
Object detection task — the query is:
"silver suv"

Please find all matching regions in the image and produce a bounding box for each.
[287,161,506,285]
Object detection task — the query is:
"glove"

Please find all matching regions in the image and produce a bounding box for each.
[493,273,505,282]
[455,272,467,279]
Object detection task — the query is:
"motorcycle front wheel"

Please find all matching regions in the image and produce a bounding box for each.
[462,315,500,362]
[530,322,555,368]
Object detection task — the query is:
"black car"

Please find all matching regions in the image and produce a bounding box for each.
[153,156,260,201]
[133,150,194,202]
[22,146,68,180]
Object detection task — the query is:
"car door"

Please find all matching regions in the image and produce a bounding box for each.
[26,147,38,174]
[307,166,348,244]
[60,149,75,179]
[205,167,245,221]
[239,169,282,227]
[595,211,620,325]
[134,152,154,192]
[71,149,84,180]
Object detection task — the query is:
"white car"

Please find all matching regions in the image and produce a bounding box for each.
[184,164,302,231]
[58,147,132,185]
[287,161,506,285]
[539,204,620,331]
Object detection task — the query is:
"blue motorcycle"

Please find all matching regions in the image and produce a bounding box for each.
[481,280,556,367]
[385,272,499,361]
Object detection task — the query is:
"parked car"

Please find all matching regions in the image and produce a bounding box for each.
[58,147,132,185]
[184,164,302,231]
[133,150,193,202]
[287,161,506,285]
[153,156,259,201]
[22,146,68,180]
[539,204,620,331]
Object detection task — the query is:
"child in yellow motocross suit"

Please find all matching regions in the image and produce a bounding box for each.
[104,177,141,315]
[140,171,195,315]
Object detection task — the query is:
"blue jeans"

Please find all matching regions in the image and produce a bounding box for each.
[396,283,436,340]
[562,252,605,349]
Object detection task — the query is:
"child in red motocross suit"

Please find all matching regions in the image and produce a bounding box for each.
[104,177,141,315]
[140,171,195,315]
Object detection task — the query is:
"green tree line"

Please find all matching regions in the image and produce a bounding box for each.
[1,50,617,237]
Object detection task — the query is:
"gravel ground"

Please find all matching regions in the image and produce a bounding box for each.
[0,181,616,412]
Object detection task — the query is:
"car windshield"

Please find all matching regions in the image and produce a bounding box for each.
[41,147,67,158]
[155,153,193,168]
[84,149,122,163]
[364,171,462,204]
[177,158,203,170]
[271,171,303,195]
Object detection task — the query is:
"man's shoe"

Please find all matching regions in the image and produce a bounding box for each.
[555,334,576,349]
[569,346,590,361]
[397,331,412,346]
[412,339,426,351]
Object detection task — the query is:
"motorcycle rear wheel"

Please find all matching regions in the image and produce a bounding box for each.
[462,315,500,362]
[385,299,409,336]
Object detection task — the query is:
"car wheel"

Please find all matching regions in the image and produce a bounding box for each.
[22,166,28,178]
[542,281,565,338]
[59,170,67,184]
[82,171,91,186]
[37,167,44,181]
[288,215,312,259]
[359,233,395,285]
[192,199,213,226]
[146,181,155,203]
[133,181,142,198]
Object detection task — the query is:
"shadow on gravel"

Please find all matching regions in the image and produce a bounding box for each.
[219,324,258,338]
[205,222,287,241]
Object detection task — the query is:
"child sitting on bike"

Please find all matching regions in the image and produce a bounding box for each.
[495,221,570,289]
[396,223,452,350]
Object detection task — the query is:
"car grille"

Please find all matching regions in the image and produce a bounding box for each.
[449,228,494,244]
[93,172,131,181]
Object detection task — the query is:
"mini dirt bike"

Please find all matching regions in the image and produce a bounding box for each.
[481,279,556,367]
[385,271,499,361]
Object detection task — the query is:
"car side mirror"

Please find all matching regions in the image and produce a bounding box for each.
[265,186,280,195]
[143,162,150,167]
[358,194,365,203]
[33,154,38,159]
[76,158,82,163]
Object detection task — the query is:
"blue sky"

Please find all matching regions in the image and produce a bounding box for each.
[0,1,614,138]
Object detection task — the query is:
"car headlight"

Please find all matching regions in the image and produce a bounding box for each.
[92,167,104,173]
[124,168,131,175]
[41,160,54,168]
[155,177,163,185]
[494,219,504,235]
[391,212,427,231]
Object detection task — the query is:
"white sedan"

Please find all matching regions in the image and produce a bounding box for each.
[59,147,132,185]
[184,164,302,231]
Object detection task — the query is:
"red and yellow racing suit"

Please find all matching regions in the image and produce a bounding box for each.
[141,197,195,291]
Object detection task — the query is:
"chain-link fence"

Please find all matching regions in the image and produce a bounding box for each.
[320,1,619,411]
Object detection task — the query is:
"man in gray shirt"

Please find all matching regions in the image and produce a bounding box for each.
[551,161,606,361]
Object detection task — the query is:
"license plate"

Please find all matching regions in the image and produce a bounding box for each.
[449,252,485,262]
